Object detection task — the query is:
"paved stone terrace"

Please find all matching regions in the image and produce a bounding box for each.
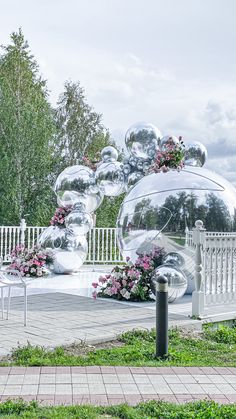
[0,366,235,405]
[0,290,236,356]
[0,292,193,356]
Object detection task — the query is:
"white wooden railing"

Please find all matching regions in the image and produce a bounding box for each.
[0,223,124,264]
[189,223,236,315]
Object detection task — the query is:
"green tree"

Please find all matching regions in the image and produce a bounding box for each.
[0,29,56,225]
[205,193,232,231]
[55,81,113,171]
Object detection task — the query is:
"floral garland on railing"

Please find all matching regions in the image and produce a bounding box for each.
[50,206,72,227]
[7,245,54,277]
[92,246,166,301]
[149,137,185,173]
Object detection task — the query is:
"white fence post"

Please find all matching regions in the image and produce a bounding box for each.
[20,219,27,246]
[192,220,205,317]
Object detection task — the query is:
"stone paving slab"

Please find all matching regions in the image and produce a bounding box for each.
[0,291,235,357]
[0,292,193,356]
[0,367,235,405]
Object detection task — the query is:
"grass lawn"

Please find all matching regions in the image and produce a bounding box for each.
[167,236,186,246]
[0,399,235,419]
[2,326,236,367]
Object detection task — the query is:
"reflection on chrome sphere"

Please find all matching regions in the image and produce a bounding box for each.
[160,135,179,151]
[117,167,236,289]
[54,164,103,212]
[127,171,143,190]
[65,208,93,235]
[38,226,88,273]
[101,146,118,162]
[184,141,207,167]
[95,161,125,196]
[163,252,185,268]
[151,265,187,302]
[125,122,161,159]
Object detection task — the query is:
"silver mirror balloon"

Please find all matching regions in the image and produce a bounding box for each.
[117,166,236,297]
[184,141,207,167]
[125,122,161,159]
[151,265,187,303]
[38,226,88,273]
[54,164,103,212]
[160,135,179,151]
[95,161,125,196]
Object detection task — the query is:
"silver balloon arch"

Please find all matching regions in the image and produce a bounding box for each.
[38,122,236,301]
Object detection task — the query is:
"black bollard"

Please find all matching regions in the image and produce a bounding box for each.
[156,274,168,358]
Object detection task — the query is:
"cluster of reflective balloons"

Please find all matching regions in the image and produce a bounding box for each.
[121,122,208,190]
[37,120,235,305]
[38,165,100,273]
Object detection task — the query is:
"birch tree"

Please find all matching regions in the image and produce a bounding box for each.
[0,29,55,224]
[55,81,112,170]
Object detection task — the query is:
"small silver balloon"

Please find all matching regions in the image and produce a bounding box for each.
[95,161,125,196]
[53,235,88,274]
[38,226,71,250]
[38,226,88,273]
[151,265,187,302]
[55,164,103,212]
[101,146,118,162]
[184,141,207,167]
[160,135,179,151]
[65,208,93,235]
[163,252,185,268]
[137,159,144,171]
[127,171,143,190]
[123,164,132,176]
[129,156,138,167]
[125,122,161,159]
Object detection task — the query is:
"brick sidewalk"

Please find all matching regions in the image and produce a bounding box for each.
[0,366,235,405]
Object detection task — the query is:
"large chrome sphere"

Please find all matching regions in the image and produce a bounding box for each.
[117,166,236,291]
[184,141,207,167]
[38,226,88,273]
[54,165,103,212]
[95,161,125,196]
[125,122,161,159]
[101,146,118,162]
[151,265,187,302]
[65,208,93,235]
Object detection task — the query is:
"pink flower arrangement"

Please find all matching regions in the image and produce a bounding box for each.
[149,138,185,173]
[82,155,99,172]
[92,247,166,302]
[7,245,54,278]
[50,206,72,227]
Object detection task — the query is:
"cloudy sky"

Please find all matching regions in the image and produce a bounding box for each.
[1,0,236,184]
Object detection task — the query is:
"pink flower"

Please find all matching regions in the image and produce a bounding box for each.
[92,282,99,288]
[110,286,118,295]
[92,291,97,299]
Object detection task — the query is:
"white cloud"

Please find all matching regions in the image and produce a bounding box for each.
[1,0,236,187]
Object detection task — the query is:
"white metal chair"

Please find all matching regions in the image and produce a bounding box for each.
[0,269,28,326]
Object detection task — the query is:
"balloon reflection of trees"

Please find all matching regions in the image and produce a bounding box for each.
[124,192,235,233]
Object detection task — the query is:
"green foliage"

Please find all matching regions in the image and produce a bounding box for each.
[54,80,113,172]
[96,194,125,227]
[0,400,235,418]
[0,29,56,225]
[7,327,236,367]
[204,324,236,344]
[0,30,121,227]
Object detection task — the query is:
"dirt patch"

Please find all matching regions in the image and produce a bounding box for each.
[63,339,125,357]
